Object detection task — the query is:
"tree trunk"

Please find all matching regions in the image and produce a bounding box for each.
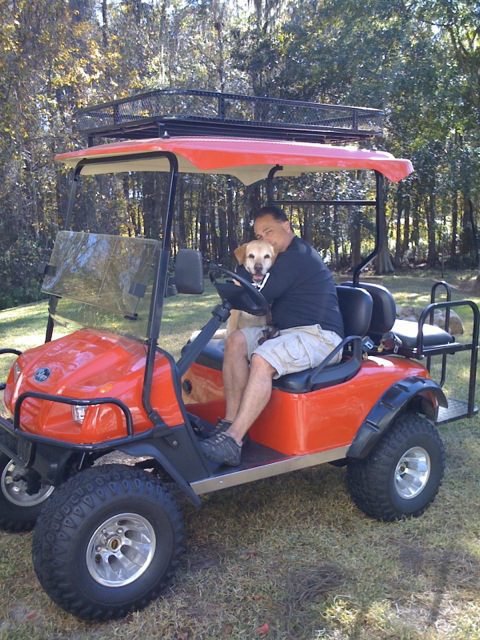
[402,194,411,260]
[176,178,186,250]
[216,187,228,263]
[461,189,476,265]
[226,177,238,256]
[101,0,108,48]
[411,194,420,262]
[375,198,394,274]
[426,193,437,268]
[394,184,403,266]
[350,211,361,270]
[303,205,312,245]
[450,190,458,262]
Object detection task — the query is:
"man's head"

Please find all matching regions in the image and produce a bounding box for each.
[253,206,295,254]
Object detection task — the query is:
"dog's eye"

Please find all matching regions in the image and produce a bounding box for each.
[248,254,255,259]
[264,254,271,259]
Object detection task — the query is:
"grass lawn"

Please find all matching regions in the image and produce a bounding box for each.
[0,272,480,640]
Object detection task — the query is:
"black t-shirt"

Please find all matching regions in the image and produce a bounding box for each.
[239,237,344,336]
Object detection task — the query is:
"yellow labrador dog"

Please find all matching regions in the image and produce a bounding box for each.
[189,240,276,342]
[226,239,276,335]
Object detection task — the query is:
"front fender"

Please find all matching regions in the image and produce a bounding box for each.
[347,376,447,459]
[119,441,202,507]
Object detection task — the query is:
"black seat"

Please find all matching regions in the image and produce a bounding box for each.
[193,285,373,393]
[343,281,454,351]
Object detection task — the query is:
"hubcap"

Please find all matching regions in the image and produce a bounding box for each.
[394,446,431,499]
[1,460,54,507]
[86,513,156,587]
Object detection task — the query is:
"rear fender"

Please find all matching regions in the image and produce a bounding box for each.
[347,376,447,459]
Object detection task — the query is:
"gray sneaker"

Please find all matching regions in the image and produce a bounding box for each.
[215,418,232,432]
[199,431,242,466]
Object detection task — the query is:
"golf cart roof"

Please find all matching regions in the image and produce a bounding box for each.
[56,137,413,184]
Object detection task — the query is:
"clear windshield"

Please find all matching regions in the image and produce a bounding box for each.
[42,231,160,339]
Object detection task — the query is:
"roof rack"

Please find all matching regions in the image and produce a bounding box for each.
[75,88,383,145]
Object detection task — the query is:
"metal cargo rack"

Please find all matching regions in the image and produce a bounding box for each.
[75,88,383,145]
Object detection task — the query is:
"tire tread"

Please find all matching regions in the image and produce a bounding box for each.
[347,412,445,521]
[32,464,184,621]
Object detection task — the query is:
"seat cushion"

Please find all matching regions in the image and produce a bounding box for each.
[193,339,360,393]
[392,319,454,350]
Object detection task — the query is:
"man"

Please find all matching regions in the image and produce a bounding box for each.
[200,205,344,466]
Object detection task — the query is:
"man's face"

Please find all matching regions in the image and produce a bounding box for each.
[254,214,293,253]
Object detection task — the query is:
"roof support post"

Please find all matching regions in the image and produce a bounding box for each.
[352,171,384,285]
[142,153,179,428]
[266,165,283,204]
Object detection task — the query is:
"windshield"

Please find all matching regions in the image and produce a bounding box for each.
[42,231,160,340]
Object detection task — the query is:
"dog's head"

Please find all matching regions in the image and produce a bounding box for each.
[234,240,276,284]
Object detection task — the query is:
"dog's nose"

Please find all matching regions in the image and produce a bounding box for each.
[254,263,263,273]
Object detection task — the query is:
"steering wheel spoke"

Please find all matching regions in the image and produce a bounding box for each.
[209,265,269,316]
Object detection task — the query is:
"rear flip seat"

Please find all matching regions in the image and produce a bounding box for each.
[343,281,454,352]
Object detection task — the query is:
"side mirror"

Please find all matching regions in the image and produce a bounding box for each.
[174,249,204,294]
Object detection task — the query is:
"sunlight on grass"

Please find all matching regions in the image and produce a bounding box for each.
[1,275,480,639]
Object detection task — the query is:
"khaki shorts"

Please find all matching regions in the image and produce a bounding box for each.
[240,324,343,379]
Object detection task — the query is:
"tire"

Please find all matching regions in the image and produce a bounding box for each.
[347,412,445,521]
[32,464,184,621]
[0,430,54,532]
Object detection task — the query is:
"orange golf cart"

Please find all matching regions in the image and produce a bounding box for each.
[0,89,478,620]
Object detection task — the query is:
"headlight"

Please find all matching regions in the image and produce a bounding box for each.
[13,361,22,384]
[72,404,88,424]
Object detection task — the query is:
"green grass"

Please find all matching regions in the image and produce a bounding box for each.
[1,274,480,639]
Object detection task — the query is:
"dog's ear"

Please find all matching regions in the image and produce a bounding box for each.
[234,244,247,265]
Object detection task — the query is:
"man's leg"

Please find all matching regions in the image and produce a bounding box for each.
[227,354,276,444]
[222,330,250,422]
[200,353,276,465]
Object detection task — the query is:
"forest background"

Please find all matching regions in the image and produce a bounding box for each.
[0,0,478,310]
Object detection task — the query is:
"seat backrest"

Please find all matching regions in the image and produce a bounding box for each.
[343,281,396,340]
[336,285,373,337]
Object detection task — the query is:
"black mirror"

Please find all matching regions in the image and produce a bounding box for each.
[174,249,204,294]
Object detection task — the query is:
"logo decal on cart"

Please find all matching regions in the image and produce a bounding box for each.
[34,367,51,382]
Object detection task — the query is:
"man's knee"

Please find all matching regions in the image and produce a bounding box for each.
[250,353,277,378]
[225,329,248,358]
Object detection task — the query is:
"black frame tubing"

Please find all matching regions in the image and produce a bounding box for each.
[426,281,452,384]
[77,88,383,132]
[142,153,178,428]
[0,411,158,456]
[306,335,363,387]
[0,348,22,357]
[266,165,283,204]
[417,299,479,417]
[13,390,133,436]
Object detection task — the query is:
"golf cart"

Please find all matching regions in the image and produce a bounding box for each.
[0,89,478,621]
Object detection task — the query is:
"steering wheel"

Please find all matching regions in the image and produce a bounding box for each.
[209,265,269,316]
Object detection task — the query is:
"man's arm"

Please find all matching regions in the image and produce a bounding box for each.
[255,256,299,304]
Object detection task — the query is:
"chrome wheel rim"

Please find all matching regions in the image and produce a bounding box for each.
[86,513,156,587]
[394,446,431,499]
[1,460,54,507]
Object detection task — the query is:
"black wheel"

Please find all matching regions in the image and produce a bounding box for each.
[0,430,54,532]
[32,464,184,621]
[347,412,445,521]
